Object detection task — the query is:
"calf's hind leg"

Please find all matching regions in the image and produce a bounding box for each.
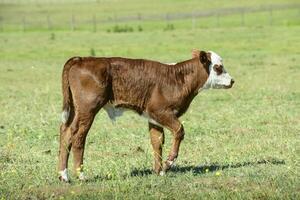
[149,123,165,174]
[58,123,72,182]
[58,110,96,182]
[71,111,96,180]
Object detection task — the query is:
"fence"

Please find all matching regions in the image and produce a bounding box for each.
[0,3,299,32]
[0,0,98,3]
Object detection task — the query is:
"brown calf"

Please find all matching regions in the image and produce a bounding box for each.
[58,50,234,181]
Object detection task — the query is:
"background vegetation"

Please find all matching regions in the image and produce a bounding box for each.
[0,0,299,199]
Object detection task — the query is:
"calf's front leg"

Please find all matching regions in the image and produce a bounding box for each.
[148,110,184,175]
[149,122,165,174]
[162,123,184,173]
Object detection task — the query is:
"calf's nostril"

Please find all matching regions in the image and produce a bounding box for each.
[231,79,235,85]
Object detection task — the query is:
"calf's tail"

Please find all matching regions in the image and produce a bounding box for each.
[61,57,80,124]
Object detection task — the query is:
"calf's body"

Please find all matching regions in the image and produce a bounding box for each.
[58,50,234,181]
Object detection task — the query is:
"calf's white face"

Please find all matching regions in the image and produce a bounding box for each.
[203,51,234,89]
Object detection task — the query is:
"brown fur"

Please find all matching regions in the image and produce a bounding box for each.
[58,51,212,179]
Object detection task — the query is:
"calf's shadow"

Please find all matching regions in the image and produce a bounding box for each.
[130,158,285,177]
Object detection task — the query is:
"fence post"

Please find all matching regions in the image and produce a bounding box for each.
[166,13,170,22]
[92,14,97,32]
[71,14,75,31]
[241,11,245,26]
[137,13,141,20]
[269,8,273,26]
[22,17,26,32]
[47,15,52,30]
[113,13,117,24]
[192,16,196,30]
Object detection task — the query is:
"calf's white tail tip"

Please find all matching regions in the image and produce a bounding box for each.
[61,109,70,124]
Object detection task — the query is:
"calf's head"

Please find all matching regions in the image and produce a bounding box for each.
[195,50,235,89]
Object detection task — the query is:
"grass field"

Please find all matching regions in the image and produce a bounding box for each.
[0,0,300,199]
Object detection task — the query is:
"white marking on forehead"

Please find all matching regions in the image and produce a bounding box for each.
[208,51,223,65]
[200,51,233,90]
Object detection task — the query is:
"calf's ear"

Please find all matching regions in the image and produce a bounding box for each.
[192,49,200,58]
[199,51,211,64]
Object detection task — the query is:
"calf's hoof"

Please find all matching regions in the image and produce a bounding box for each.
[58,176,70,183]
[159,171,166,176]
[77,172,87,182]
[58,169,70,183]
[153,167,165,176]
[162,159,176,172]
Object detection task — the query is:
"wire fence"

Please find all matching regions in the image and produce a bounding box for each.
[106,3,299,22]
[0,3,299,32]
[0,0,99,3]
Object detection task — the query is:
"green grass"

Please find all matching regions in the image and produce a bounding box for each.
[0,0,300,199]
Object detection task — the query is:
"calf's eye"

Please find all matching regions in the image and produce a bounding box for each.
[213,65,223,75]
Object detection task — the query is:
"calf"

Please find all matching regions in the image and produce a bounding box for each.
[58,50,234,182]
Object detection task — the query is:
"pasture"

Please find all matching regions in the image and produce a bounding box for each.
[0,0,299,199]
